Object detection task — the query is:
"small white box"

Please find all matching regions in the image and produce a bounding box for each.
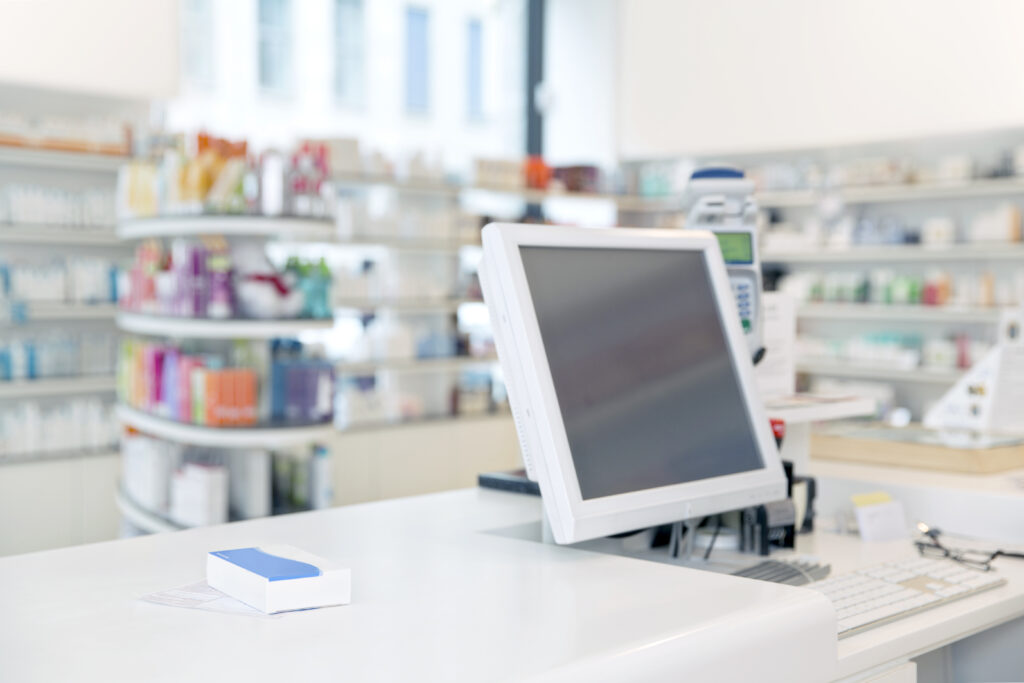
[207,545,351,614]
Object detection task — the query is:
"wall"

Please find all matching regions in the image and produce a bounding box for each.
[617,0,1024,158]
[0,454,121,557]
[0,0,178,99]
[166,0,525,176]
[542,0,618,169]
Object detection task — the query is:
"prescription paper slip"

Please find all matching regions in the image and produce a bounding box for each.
[141,581,280,619]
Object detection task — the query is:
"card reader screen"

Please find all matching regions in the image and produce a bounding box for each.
[715,233,753,264]
[519,246,764,500]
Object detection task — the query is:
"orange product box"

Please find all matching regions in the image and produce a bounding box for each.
[239,370,257,425]
[205,370,223,427]
[224,369,239,426]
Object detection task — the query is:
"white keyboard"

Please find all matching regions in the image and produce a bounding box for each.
[810,557,1006,638]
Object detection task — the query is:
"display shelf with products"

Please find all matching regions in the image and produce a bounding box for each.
[0,397,117,459]
[730,132,1024,422]
[0,111,128,471]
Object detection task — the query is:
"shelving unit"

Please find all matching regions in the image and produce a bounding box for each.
[749,138,1024,420]
[0,145,126,472]
[115,213,340,534]
[0,375,116,400]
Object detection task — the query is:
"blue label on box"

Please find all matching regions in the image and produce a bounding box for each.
[211,547,322,582]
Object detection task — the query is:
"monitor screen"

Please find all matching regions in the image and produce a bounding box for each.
[714,232,753,264]
[519,246,764,500]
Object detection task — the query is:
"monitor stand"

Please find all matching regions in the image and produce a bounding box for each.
[494,512,762,576]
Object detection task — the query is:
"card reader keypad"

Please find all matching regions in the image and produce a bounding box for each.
[731,279,754,332]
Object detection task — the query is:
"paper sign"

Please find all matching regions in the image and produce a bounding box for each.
[141,580,279,619]
[855,501,909,543]
[755,292,796,399]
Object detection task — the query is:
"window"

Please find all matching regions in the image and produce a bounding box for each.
[404,7,430,114]
[333,0,365,107]
[258,0,292,94]
[466,19,484,120]
[181,0,214,88]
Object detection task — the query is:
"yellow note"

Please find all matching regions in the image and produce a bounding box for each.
[851,491,892,508]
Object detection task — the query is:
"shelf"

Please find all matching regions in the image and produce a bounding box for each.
[333,297,482,314]
[116,405,335,448]
[763,395,876,424]
[466,185,679,212]
[797,303,1003,324]
[118,215,337,240]
[339,411,511,434]
[0,446,118,465]
[0,145,125,173]
[115,488,187,534]
[333,174,678,212]
[333,174,462,198]
[0,374,116,400]
[335,234,482,251]
[2,301,118,323]
[0,225,123,246]
[796,360,963,385]
[757,176,1024,209]
[117,312,333,339]
[763,243,1024,264]
[337,355,499,375]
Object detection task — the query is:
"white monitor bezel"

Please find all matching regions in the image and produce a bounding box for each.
[480,222,787,544]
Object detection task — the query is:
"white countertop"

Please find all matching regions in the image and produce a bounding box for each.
[2,488,1024,682]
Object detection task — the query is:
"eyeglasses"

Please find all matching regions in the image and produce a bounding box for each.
[915,523,1024,572]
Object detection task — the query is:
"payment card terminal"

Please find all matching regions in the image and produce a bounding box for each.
[685,168,765,363]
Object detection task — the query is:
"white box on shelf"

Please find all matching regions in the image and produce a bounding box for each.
[170,462,228,527]
[207,545,351,614]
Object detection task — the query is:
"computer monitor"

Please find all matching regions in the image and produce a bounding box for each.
[479,223,787,544]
